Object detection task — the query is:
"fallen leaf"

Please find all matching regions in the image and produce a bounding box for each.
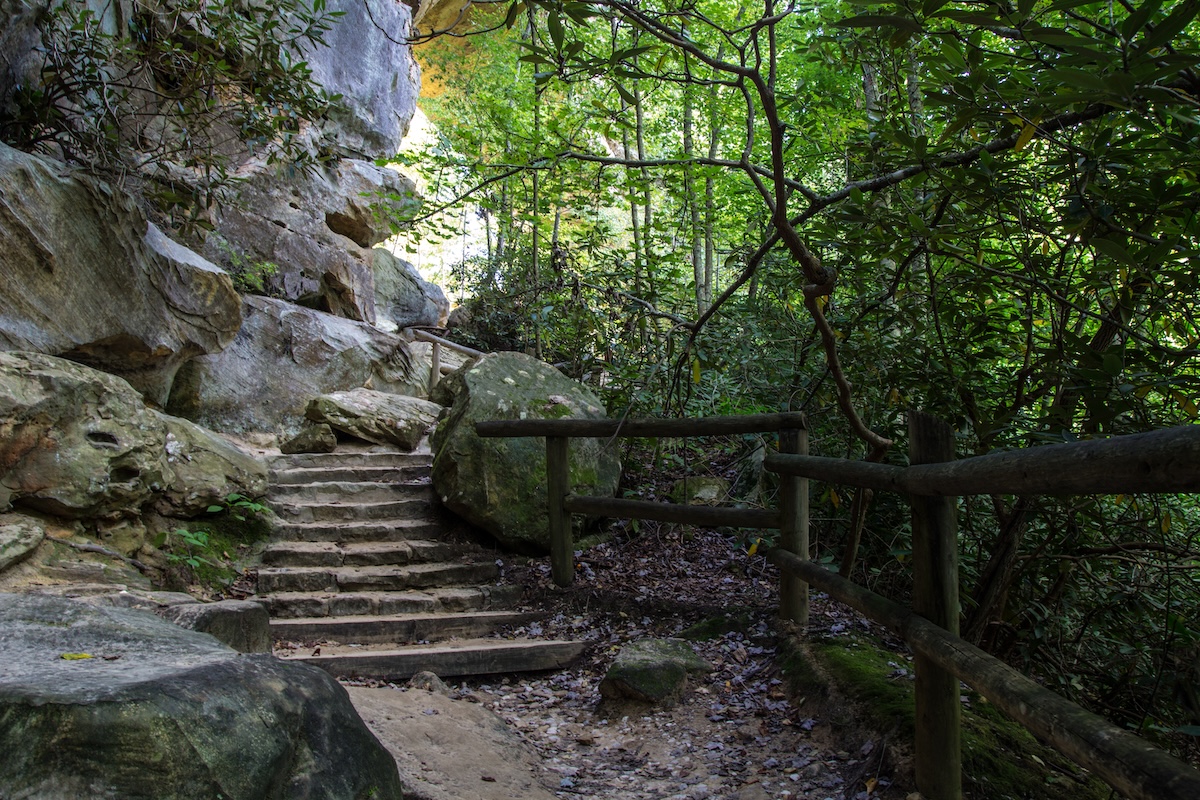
[60,652,93,660]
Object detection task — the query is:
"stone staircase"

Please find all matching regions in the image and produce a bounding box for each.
[253,444,584,680]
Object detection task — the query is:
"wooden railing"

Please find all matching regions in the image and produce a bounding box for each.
[475,411,1200,800]
[407,328,484,394]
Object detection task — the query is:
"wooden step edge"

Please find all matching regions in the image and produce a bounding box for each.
[283,639,586,680]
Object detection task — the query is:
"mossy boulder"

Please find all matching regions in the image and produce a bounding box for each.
[599,638,713,707]
[306,388,442,451]
[430,353,621,554]
[0,593,403,800]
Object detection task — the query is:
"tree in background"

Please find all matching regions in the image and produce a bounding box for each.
[405,0,1200,750]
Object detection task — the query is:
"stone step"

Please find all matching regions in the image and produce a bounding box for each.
[261,540,462,568]
[271,610,538,645]
[268,481,434,505]
[283,638,587,681]
[268,451,431,470]
[271,498,434,523]
[268,465,431,485]
[270,519,445,544]
[257,561,501,595]
[258,585,523,619]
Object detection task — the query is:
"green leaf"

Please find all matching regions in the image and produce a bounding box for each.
[1044,68,1114,94]
[836,14,923,33]
[1091,237,1134,264]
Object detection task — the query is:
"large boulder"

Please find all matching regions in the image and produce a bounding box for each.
[155,413,269,517]
[206,160,419,324]
[306,389,443,450]
[430,353,621,553]
[0,352,171,520]
[0,593,404,800]
[372,248,449,330]
[307,0,421,159]
[0,352,266,523]
[0,144,242,405]
[167,296,416,438]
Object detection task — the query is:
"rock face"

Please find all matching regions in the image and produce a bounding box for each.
[0,144,243,404]
[0,352,266,522]
[0,593,404,800]
[281,424,339,455]
[373,248,450,330]
[167,296,416,438]
[599,639,714,707]
[307,388,443,450]
[308,0,421,159]
[430,353,621,554]
[156,413,269,517]
[0,352,171,519]
[206,160,420,324]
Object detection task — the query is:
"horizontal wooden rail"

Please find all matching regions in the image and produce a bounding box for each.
[766,548,1200,800]
[765,424,1200,496]
[476,411,807,439]
[410,328,485,358]
[564,495,780,529]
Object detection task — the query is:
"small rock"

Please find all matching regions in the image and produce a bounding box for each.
[409,671,452,695]
[280,424,338,454]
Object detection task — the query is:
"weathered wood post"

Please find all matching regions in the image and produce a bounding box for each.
[778,420,809,628]
[909,411,962,800]
[546,436,573,587]
[429,340,442,395]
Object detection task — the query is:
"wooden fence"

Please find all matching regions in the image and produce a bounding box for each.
[408,328,483,394]
[475,411,1200,800]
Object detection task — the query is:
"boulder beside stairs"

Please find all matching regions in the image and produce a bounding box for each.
[0,593,403,800]
[254,442,584,681]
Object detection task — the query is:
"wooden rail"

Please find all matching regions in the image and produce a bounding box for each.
[477,408,1200,800]
[475,411,809,623]
[408,328,484,394]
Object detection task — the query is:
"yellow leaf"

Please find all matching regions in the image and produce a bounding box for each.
[1014,122,1037,152]
[888,387,900,405]
[691,358,701,385]
[748,538,760,557]
[866,777,878,793]
[830,488,841,509]
[1041,239,1049,255]
[61,652,93,660]
[1162,513,1172,534]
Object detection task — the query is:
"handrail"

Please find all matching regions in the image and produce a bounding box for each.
[766,424,1200,495]
[766,549,1200,800]
[474,411,809,623]
[407,328,484,394]
[476,410,807,438]
[475,407,1200,800]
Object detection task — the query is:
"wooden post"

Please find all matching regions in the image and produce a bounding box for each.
[546,436,573,587]
[778,423,809,628]
[909,411,962,800]
[429,340,442,395]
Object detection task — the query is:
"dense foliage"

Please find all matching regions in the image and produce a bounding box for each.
[406,0,1200,754]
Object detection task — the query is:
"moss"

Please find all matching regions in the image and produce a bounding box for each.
[159,508,274,593]
[779,634,1110,800]
[680,612,754,641]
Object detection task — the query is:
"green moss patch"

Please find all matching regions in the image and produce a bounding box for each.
[779,634,1110,799]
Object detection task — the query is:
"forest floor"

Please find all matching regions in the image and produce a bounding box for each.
[464,521,918,800]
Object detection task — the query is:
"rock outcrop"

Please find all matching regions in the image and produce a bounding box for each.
[306,388,443,450]
[430,353,621,554]
[373,248,450,330]
[0,593,404,800]
[0,144,243,404]
[167,296,416,438]
[599,638,714,707]
[0,352,266,521]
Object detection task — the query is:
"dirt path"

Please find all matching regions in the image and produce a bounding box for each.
[459,525,907,800]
